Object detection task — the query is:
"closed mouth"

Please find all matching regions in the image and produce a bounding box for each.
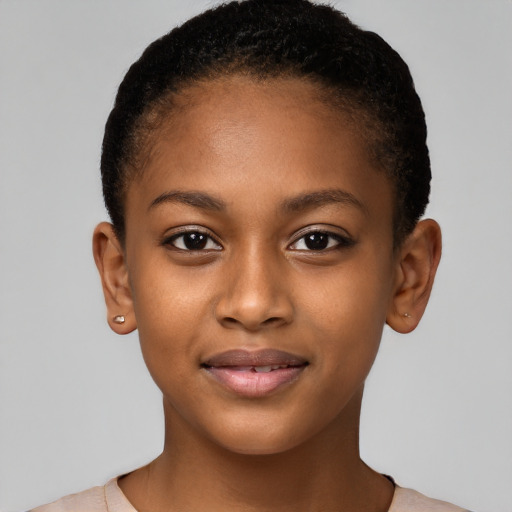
[201,348,308,369]
[204,364,305,373]
[201,349,309,397]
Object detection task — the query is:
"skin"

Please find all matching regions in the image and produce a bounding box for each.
[93,76,441,512]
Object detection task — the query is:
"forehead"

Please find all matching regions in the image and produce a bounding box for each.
[149,76,348,158]
[128,76,392,222]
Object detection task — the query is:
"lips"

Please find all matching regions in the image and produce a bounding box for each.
[202,349,308,398]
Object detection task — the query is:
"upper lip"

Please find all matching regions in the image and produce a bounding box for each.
[202,349,308,368]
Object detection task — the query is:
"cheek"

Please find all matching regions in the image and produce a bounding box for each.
[131,244,214,318]
[128,255,217,373]
[296,253,394,370]
[301,261,391,323]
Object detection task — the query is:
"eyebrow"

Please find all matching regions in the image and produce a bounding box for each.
[148,190,226,212]
[281,189,367,215]
[148,188,366,215]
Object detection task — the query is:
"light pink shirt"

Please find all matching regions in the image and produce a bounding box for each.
[29,478,471,511]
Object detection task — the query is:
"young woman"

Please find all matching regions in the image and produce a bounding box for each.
[9,1,508,511]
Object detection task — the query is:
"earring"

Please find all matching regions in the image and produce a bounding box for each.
[113,315,126,324]
[403,312,412,318]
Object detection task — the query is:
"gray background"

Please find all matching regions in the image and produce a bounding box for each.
[1,1,511,511]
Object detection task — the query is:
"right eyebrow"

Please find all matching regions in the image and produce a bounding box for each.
[148,190,226,212]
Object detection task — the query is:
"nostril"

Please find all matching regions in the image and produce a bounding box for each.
[262,317,283,326]
[219,315,286,331]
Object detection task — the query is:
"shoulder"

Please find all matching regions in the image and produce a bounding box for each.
[390,486,473,512]
[28,478,135,512]
[28,485,107,512]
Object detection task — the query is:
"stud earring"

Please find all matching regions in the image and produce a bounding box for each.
[113,315,126,324]
[403,312,412,318]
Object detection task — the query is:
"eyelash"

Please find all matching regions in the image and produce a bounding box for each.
[288,229,354,252]
[163,228,222,252]
[163,227,353,253]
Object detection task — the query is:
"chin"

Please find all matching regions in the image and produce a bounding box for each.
[225,442,292,457]
[210,423,307,457]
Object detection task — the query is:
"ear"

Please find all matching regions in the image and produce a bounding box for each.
[386,219,442,334]
[92,222,137,335]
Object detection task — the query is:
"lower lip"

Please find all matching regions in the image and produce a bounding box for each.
[204,366,306,397]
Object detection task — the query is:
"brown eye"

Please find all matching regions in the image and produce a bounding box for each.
[304,233,329,250]
[289,230,353,251]
[167,231,222,251]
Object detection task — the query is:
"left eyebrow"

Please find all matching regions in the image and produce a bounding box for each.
[148,190,226,212]
[281,189,368,215]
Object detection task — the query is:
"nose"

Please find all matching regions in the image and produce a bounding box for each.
[214,245,294,331]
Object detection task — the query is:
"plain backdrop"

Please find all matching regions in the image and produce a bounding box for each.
[1,1,511,511]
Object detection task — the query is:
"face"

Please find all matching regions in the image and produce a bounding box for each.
[121,76,399,455]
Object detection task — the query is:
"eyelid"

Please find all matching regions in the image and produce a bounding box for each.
[162,225,223,251]
[288,225,354,251]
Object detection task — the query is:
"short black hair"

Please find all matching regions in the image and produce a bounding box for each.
[101,0,431,245]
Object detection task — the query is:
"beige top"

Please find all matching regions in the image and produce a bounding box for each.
[29,478,472,512]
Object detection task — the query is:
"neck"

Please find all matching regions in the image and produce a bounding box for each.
[119,388,394,512]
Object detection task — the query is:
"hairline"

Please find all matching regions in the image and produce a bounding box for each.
[117,69,408,248]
